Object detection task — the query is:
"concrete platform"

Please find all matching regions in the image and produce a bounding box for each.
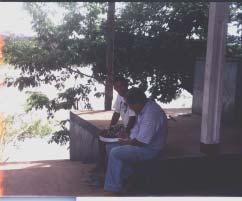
[68,109,242,196]
[1,109,242,196]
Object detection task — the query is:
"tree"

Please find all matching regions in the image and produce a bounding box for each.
[104,2,115,110]
[6,2,240,143]
[3,2,211,105]
[112,2,209,100]
[229,2,242,57]
[4,2,106,144]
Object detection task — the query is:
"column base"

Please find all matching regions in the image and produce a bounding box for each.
[200,143,220,155]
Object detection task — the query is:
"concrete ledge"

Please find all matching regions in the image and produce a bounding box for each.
[69,109,242,165]
[132,153,242,195]
[70,111,100,136]
[69,111,100,163]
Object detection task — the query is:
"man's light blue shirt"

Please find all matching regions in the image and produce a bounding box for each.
[130,99,168,151]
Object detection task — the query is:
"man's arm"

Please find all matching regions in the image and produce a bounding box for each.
[134,111,159,145]
[130,138,146,146]
[119,138,146,147]
[125,116,136,134]
[99,112,120,137]
[110,112,120,127]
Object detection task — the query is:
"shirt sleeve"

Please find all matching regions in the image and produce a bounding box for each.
[136,112,164,144]
[127,107,136,117]
[113,95,121,113]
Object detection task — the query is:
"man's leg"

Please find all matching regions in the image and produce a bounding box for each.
[105,142,120,158]
[96,140,121,172]
[96,140,107,172]
[90,139,106,174]
[89,141,121,188]
[104,145,158,192]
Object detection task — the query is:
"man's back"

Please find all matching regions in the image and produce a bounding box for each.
[130,100,168,151]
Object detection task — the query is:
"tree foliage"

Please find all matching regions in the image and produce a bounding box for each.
[4,2,210,102]
[0,113,53,161]
[113,2,209,99]
[4,2,106,144]
[228,2,242,58]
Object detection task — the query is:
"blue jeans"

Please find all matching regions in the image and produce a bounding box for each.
[104,143,159,192]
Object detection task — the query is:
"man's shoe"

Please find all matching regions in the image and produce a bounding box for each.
[87,174,105,188]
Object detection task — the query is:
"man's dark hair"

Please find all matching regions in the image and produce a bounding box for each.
[126,87,147,105]
[113,76,128,85]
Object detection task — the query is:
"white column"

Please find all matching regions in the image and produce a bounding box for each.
[200,3,228,150]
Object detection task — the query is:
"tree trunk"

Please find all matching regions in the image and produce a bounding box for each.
[104,2,115,111]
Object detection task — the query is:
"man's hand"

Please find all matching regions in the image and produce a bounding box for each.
[116,130,129,139]
[118,138,146,147]
[118,138,132,145]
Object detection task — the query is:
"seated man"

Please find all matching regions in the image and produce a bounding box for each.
[92,76,136,173]
[104,87,168,193]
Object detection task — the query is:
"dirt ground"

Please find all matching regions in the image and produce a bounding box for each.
[1,109,242,196]
[1,160,104,196]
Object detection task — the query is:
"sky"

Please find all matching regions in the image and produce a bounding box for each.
[0,2,240,37]
[0,2,35,36]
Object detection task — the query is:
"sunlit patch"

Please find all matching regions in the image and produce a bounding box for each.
[40,164,51,168]
[0,162,52,170]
